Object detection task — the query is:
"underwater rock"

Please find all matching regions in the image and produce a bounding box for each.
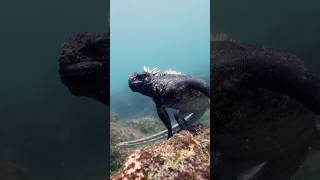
[111,125,210,180]
[110,114,147,174]
[0,161,30,180]
[59,32,109,105]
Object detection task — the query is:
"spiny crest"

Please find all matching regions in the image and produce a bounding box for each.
[142,66,183,76]
[163,69,182,75]
[143,66,161,76]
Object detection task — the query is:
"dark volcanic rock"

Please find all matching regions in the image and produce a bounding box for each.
[59,32,109,105]
[111,125,210,180]
[110,116,146,175]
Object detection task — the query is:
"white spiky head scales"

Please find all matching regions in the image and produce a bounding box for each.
[143,66,161,76]
[141,66,183,76]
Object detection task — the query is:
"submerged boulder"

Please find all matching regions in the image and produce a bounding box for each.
[111,125,210,180]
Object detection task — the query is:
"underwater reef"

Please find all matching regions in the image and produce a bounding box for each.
[110,114,146,174]
[111,125,210,180]
[110,113,171,174]
[110,112,210,175]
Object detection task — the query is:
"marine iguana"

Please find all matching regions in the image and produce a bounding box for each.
[211,34,320,180]
[58,33,210,145]
[116,67,210,146]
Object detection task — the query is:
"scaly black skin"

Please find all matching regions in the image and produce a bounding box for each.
[129,71,210,138]
[212,40,320,180]
[59,32,109,105]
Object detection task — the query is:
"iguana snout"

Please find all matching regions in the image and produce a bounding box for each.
[58,33,109,105]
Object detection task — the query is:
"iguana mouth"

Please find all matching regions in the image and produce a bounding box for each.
[60,61,105,78]
[128,79,143,90]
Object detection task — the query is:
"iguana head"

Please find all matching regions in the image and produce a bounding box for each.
[59,33,109,105]
[128,66,160,95]
[129,72,151,91]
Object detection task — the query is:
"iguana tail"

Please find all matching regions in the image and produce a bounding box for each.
[116,123,180,146]
[116,112,199,146]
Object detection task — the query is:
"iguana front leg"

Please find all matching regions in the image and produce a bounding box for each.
[156,104,173,138]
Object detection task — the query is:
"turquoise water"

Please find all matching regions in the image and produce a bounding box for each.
[110,0,210,97]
